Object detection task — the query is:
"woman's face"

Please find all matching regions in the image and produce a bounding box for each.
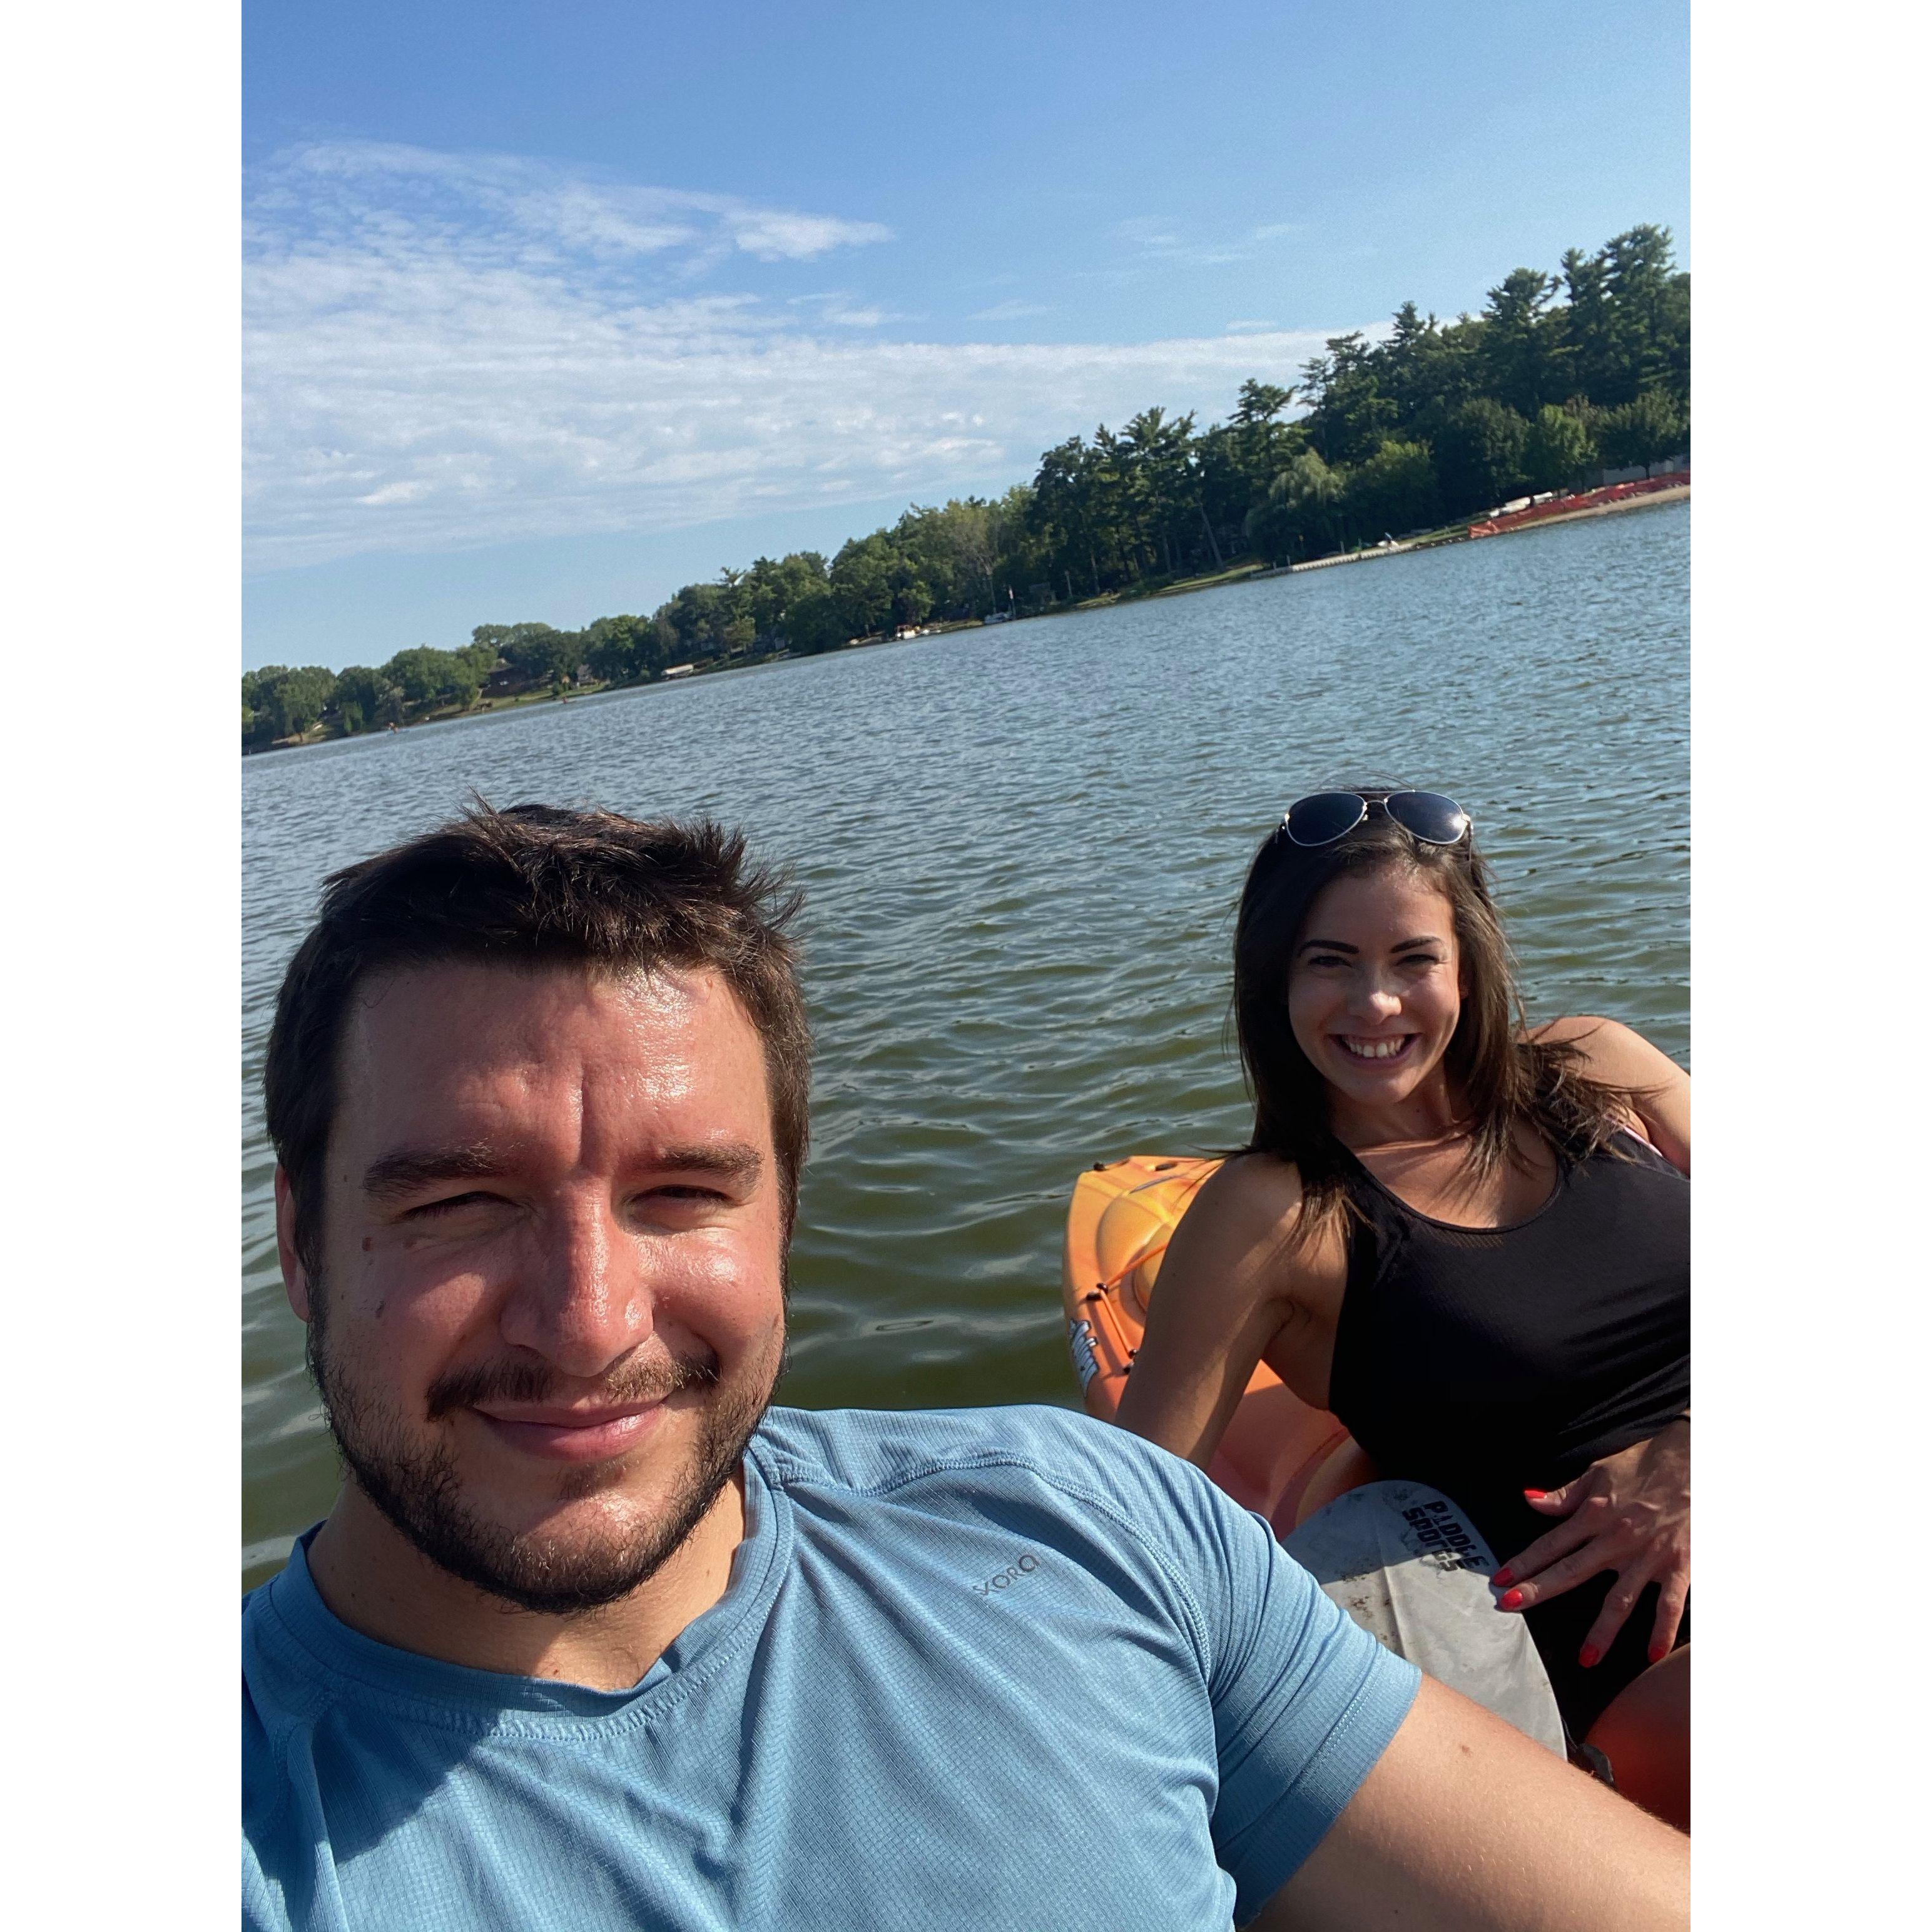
[1286,866,1466,1110]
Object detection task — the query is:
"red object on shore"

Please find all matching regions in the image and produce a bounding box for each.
[1468,471,1689,539]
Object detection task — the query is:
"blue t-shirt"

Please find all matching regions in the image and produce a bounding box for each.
[243,1405,1418,1930]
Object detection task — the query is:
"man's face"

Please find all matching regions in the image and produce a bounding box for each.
[277,960,788,1614]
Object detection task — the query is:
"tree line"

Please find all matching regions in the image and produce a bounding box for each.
[245,223,1689,750]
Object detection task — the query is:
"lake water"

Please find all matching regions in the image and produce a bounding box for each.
[242,500,1689,1587]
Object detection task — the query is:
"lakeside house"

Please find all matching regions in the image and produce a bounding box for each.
[663,663,696,679]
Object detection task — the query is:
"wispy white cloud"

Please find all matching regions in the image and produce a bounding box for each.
[788,292,908,328]
[246,144,1350,572]
[1112,215,1184,250]
[1104,212,1307,272]
[728,208,893,261]
[968,298,1056,322]
[1224,318,1279,334]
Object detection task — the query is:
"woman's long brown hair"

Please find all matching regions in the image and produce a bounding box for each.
[1231,793,1646,1253]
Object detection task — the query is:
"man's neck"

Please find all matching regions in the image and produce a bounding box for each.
[302,1470,748,1692]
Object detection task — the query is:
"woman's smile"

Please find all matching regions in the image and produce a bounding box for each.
[1336,1032,1418,1063]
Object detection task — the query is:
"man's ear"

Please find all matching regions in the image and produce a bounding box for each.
[274,1166,313,1323]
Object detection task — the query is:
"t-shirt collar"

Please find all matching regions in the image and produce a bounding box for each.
[256,1440,785,1721]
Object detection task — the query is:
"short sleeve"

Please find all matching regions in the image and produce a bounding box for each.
[1111,1443,1421,1925]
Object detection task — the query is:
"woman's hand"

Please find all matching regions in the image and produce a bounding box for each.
[1492,1421,1690,1666]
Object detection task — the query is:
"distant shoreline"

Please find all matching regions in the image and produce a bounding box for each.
[245,482,1689,758]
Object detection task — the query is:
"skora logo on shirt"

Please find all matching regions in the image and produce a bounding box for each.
[974,1552,1040,1597]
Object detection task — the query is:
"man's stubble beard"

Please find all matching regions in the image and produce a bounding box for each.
[305,1273,783,1616]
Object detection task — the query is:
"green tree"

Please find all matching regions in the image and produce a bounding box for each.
[1299,333,1396,468]
[332,664,397,734]
[1087,425,1146,581]
[1197,382,1304,563]
[1479,268,1564,418]
[245,663,338,742]
[828,533,898,638]
[384,646,480,714]
[658,583,730,661]
[741,551,832,644]
[823,532,934,633]
[892,501,1019,618]
[1602,224,1683,406]
[1595,390,1685,469]
[1380,302,1477,428]
[496,626,578,689]
[1345,440,1441,538]
[1121,405,1200,576]
[1558,247,1618,403]
[1433,399,1529,517]
[241,668,269,747]
[1521,405,1599,493]
[784,587,846,654]
[458,629,504,683]
[1246,450,1343,562]
[1028,435,1108,599]
[584,614,665,686]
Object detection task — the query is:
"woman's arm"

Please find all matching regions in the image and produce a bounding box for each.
[1114,1156,1311,1469]
[1532,1015,1690,1174]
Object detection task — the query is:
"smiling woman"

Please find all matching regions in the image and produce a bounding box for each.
[1114,785,1690,1819]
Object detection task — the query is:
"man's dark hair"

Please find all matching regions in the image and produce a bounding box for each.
[265,803,810,1278]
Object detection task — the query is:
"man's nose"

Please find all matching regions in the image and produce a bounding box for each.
[498,1197,654,1378]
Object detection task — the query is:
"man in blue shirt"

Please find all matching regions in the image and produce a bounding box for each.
[244,804,1687,1930]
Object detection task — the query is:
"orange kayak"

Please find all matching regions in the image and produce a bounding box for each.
[1062,1155,1376,1537]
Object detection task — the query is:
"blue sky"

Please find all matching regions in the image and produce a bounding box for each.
[243,0,1689,669]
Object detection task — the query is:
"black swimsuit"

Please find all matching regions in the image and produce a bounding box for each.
[1326,1134,1689,1735]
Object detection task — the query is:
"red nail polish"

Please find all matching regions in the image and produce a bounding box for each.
[1492,1567,1513,1587]
[1579,1644,1602,1669]
[1649,1644,1669,1666]
[1498,1588,1524,1610]
[1523,1489,1547,1501]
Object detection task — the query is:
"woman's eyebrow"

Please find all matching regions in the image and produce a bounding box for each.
[1392,935,1446,950]
[1295,937,1357,954]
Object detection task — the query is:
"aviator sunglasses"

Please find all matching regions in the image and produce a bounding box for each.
[1279,789,1472,848]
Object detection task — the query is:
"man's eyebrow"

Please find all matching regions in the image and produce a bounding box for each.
[361,1141,767,1201]
[362,1144,507,1201]
[648,1142,765,1186]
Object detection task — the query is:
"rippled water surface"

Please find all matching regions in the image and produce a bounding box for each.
[243,502,1689,1584]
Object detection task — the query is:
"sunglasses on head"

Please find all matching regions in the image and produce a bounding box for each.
[1278,790,1472,848]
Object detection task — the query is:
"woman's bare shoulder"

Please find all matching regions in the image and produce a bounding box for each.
[1193,1148,1306,1228]
[1172,1153,1318,1288]
[1527,1014,1687,1087]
